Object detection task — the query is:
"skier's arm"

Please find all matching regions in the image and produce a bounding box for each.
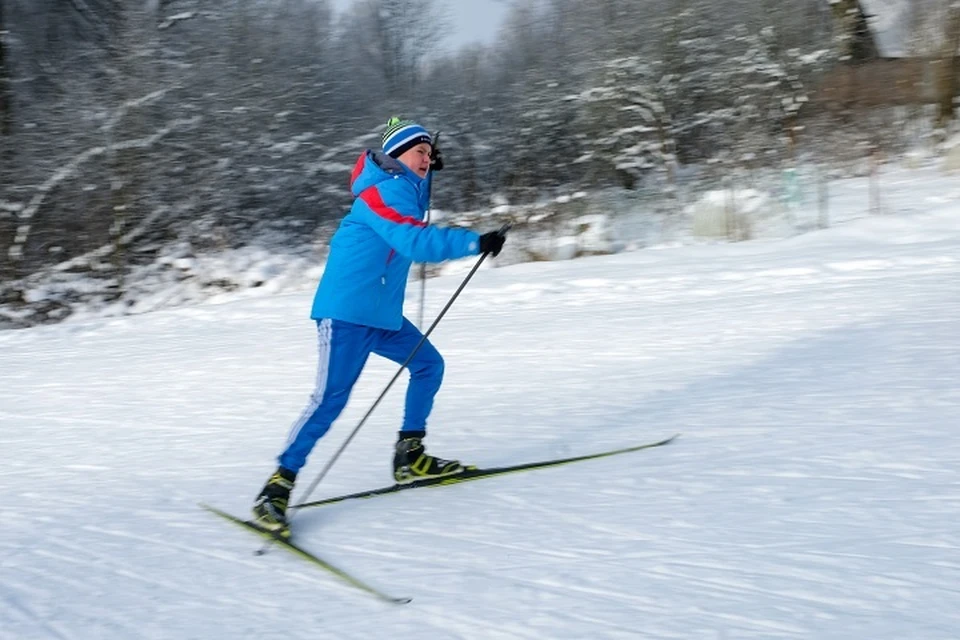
[356,180,480,263]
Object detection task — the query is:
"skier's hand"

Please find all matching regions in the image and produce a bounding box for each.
[478,230,506,257]
[430,146,444,171]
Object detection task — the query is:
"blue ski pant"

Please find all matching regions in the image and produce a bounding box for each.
[278,317,444,473]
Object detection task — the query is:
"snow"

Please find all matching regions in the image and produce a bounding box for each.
[689,188,772,240]
[860,0,911,57]
[2,171,960,638]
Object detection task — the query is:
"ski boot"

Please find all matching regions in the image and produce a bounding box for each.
[393,432,468,484]
[252,467,296,537]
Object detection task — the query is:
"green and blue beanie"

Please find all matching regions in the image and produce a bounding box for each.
[382,116,432,158]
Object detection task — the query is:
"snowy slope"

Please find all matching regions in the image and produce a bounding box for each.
[2,171,960,639]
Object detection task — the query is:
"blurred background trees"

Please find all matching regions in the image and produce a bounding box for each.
[0,0,957,313]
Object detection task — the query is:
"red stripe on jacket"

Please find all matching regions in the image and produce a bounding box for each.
[349,153,366,189]
[360,187,427,227]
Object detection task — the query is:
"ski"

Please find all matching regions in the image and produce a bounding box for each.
[199,503,411,605]
[293,433,679,510]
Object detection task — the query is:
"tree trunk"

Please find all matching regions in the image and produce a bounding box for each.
[936,6,960,129]
[0,0,15,281]
[0,0,11,137]
[106,4,145,298]
[830,0,879,63]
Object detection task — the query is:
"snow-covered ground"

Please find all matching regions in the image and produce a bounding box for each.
[1,169,959,638]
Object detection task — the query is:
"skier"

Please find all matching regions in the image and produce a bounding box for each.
[253,117,507,533]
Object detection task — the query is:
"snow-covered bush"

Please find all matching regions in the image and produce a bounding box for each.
[0,243,324,329]
[943,135,960,173]
[452,191,626,265]
[522,213,624,262]
[689,188,771,241]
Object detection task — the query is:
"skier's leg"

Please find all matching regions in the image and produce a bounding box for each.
[278,319,374,473]
[372,316,444,435]
[254,319,373,531]
[373,317,462,482]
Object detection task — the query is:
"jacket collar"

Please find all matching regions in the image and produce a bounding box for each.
[371,150,424,185]
[350,150,424,196]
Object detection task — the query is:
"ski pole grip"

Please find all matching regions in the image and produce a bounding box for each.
[496,223,512,237]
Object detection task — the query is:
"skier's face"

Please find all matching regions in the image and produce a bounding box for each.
[396,142,433,179]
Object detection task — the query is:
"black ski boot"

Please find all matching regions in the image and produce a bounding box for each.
[393,432,466,484]
[252,467,296,537]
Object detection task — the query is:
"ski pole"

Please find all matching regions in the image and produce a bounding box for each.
[418,131,440,329]
[417,260,427,329]
[293,225,508,512]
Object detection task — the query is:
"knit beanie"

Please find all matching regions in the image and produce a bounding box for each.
[382,116,433,158]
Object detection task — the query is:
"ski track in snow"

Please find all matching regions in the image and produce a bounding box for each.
[2,173,960,638]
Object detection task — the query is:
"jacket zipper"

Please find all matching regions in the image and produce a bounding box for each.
[382,249,395,285]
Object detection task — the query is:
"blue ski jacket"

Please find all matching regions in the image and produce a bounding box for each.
[310,150,481,330]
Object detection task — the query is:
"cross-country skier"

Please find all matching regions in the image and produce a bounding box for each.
[252,117,507,533]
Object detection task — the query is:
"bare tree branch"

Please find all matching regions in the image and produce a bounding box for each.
[9,116,201,262]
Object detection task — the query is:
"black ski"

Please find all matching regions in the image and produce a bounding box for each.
[293,433,679,510]
[200,503,411,605]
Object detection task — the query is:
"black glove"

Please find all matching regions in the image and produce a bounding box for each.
[430,146,444,171]
[478,231,506,257]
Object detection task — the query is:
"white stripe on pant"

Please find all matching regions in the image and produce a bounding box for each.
[284,318,332,449]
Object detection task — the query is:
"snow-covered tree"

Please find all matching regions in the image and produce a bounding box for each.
[501,75,581,199]
[335,0,448,103]
[723,25,830,165]
[830,0,880,63]
[574,57,676,189]
[907,0,960,129]
[656,4,735,164]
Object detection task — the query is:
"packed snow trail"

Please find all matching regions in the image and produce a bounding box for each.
[2,194,959,638]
